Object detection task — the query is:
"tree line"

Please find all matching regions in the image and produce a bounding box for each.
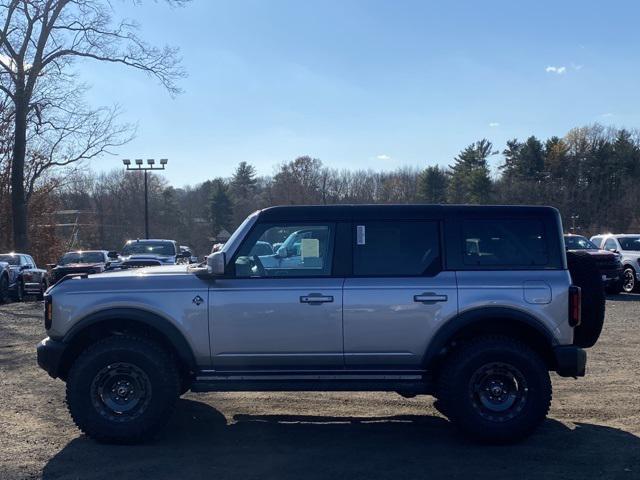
[3,123,640,263]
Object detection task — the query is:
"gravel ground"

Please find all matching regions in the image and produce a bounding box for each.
[0,296,639,480]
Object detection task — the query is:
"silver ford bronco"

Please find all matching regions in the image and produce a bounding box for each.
[37,205,599,444]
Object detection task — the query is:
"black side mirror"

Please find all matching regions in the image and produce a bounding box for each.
[20,265,29,271]
[107,251,119,259]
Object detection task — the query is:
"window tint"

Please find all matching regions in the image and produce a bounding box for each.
[604,238,618,251]
[353,221,441,276]
[462,219,548,267]
[590,236,603,248]
[618,237,640,251]
[235,224,334,277]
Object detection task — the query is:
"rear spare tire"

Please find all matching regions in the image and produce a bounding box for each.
[566,250,606,348]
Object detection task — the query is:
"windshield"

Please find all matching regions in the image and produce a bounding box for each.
[0,255,20,265]
[122,241,176,256]
[618,237,640,251]
[564,236,598,250]
[59,252,105,265]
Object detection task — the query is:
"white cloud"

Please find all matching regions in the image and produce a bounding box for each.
[0,53,30,72]
[376,154,392,161]
[545,66,567,74]
[489,122,500,127]
[571,63,583,71]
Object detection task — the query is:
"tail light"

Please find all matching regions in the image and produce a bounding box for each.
[44,296,53,330]
[568,285,581,327]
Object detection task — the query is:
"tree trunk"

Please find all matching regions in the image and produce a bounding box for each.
[11,95,29,251]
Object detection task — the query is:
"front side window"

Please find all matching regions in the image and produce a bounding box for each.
[462,219,548,267]
[604,238,618,251]
[234,224,334,277]
[59,252,106,265]
[564,235,597,250]
[353,221,441,276]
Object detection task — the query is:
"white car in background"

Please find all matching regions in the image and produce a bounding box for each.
[590,234,640,292]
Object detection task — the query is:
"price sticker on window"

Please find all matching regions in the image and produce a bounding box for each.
[357,225,366,245]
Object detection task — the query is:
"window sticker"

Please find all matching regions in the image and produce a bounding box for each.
[357,225,366,245]
[300,238,320,259]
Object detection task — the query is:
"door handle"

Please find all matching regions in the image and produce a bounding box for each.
[414,293,448,303]
[300,294,334,305]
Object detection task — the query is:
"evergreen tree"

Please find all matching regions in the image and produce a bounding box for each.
[229,162,258,227]
[418,166,449,203]
[448,139,494,203]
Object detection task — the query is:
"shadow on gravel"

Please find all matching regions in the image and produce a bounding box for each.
[606,293,640,302]
[42,399,639,480]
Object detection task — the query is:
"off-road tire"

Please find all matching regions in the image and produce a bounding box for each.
[0,274,9,304]
[437,336,551,443]
[66,335,180,444]
[566,250,606,348]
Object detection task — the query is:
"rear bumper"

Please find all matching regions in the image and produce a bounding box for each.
[37,337,67,379]
[554,345,587,377]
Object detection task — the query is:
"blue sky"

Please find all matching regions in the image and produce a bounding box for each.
[81,0,640,186]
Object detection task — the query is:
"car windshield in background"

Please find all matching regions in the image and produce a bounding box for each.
[0,255,20,265]
[565,236,598,250]
[59,252,104,265]
[122,241,175,256]
[618,237,640,251]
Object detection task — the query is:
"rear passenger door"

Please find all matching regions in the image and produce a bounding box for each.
[343,220,457,369]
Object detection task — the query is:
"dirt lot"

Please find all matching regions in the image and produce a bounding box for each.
[1,297,639,480]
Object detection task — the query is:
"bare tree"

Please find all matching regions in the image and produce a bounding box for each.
[0,0,188,250]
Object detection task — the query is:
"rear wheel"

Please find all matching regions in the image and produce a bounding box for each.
[66,335,180,444]
[437,336,551,443]
[623,267,636,293]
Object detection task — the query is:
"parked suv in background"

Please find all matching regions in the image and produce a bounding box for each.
[120,239,186,268]
[50,250,117,284]
[37,205,603,444]
[590,234,640,292]
[0,253,48,302]
[564,234,623,293]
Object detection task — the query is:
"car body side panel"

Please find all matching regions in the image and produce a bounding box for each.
[343,273,458,368]
[209,277,344,370]
[47,269,211,366]
[456,270,573,345]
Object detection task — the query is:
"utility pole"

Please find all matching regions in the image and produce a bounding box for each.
[122,158,168,239]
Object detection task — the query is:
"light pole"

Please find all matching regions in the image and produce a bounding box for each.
[122,158,168,239]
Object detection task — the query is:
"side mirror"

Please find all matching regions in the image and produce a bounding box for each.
[207,251,226,275]
[107,251,119,259]
[275,246,288,258]
[608,248,619,253]
[47,263,57,269]
[20,265,29,271]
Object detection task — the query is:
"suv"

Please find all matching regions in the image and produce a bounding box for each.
[49,250,118,284]
[0,253,48,302]
[564,234,623,293]
[120,239,186,268]
[590,234,640,292]
[37,205,599,444]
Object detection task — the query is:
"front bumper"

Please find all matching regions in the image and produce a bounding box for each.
[554,345,587,377]
[37,337,67,379]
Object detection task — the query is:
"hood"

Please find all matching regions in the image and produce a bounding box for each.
[55,263,104,269]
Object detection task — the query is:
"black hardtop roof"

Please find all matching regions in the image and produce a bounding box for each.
[258,204,560,222]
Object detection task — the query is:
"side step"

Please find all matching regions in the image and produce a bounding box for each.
[190,372,434,394]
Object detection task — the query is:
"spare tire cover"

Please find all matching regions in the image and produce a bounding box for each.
[566,250,606,348]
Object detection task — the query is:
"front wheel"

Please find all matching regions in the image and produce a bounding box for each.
[66,335,180,444]
[437,336,551,443]
[623,267,637,293]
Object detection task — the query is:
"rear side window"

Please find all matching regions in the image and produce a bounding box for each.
[462,219,548,267]
[353,221,441,276]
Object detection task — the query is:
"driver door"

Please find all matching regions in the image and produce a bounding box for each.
[209,222,344,371]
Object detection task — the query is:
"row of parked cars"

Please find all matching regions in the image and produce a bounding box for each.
[564,233,640,294]
[0,239,197,303]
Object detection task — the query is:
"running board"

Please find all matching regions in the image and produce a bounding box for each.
[190,372,434,393]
